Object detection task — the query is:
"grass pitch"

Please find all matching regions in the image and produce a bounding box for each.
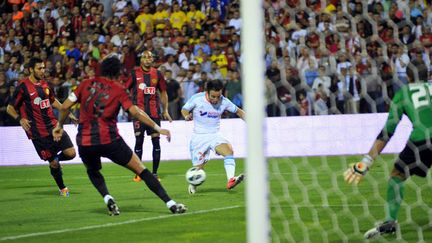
[0,155,431,242]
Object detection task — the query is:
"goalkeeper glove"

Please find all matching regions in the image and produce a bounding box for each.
[344,155,373,184]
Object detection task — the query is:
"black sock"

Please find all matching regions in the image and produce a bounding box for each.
[139,169,171,203]
[50,166,65,190]
[134,135,144,161]
[57,152,73,161]
[87,169,109,197]
[151,137,161,174]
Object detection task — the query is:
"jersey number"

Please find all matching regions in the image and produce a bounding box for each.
[410,84,432,109]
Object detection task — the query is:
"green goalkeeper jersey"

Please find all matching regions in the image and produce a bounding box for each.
[383,83,432,142]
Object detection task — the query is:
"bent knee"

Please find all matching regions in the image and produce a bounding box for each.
[391,166,407,181]
[64,148,76,159]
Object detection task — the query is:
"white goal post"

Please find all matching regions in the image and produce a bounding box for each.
[240,0,270,242]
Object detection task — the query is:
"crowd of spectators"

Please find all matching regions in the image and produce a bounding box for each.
[0,0,431,126]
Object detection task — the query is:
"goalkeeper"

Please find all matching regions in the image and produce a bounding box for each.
[344,61,432,239]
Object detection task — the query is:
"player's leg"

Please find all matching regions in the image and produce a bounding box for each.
[133,121,145,182]
[56,132,76,161]
[80,144,119,215]
[151,133,161,178]
[187,134,211,194]
[32,137,69,195]
[110,138,186,214]
[133,120,145,160]
[215,143,244,190]
[364,141,430,239]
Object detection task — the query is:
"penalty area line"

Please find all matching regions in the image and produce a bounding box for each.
[0,205,241,241]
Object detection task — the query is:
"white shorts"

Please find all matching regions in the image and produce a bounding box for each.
[189,132,230,166]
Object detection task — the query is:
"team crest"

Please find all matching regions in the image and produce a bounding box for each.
[151,78,157,84]
[45,88,50,95]
[138,83,146,90]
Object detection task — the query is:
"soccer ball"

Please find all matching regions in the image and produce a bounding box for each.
[185,167,206,186]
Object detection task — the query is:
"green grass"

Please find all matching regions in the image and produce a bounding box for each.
[0,155,431,242]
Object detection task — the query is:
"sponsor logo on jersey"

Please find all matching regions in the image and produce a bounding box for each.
[144,87,156,94]
[199,111,207,116]
[39,99,51,109]
[207,112,219,118]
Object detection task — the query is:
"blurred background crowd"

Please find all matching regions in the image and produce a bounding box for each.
[0,0,431,126]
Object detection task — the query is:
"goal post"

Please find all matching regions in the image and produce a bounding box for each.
[240,0,270,242]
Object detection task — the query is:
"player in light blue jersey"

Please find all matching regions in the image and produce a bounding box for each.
[181,79,246,194]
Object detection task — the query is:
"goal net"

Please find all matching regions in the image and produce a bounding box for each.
[242,0,432,242]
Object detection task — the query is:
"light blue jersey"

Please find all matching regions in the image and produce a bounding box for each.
[182,92,238,134]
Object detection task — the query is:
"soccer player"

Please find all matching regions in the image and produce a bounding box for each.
[53,56,186,215]
[125,50,172,182]
[181,79,245,194]
[6,57,76,197]
[344,61,432,239]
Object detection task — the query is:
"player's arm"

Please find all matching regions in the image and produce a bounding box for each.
[52,95,78,141]
[344,91,404,185]
[52,98,78,125]
[128,105,171,142]
[6,104,31,131]
[160,90,172,122]
[235,107,246,121]
[181,108,193,121]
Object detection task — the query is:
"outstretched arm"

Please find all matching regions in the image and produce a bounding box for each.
[181,109,193,121]
[129,105,171,141]
[52,98,76,141]
[235,108,246,121]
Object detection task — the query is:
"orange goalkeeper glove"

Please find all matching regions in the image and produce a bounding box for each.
[344,155,373,184]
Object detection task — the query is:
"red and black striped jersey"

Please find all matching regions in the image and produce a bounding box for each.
[74,77,133,146]
[125,67,167,119]
[10,78,57,139]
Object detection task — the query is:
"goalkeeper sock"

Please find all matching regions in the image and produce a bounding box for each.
[139,169,171,203]
[386,176,405,221]
[224,155,235,180]
[50,166,65,190]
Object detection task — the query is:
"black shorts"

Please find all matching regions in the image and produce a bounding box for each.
[78,137,133,170]
[133,118,161,137]
[31,132,74,162]
[395,140,432,177]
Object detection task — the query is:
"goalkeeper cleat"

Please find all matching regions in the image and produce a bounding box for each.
[59,187,70,197]
[227,174,245,190]
[133,174,142,182]
[364,220,397,239]
[169,203,187,214]
[188,184,197,194]
[107,199,120,216]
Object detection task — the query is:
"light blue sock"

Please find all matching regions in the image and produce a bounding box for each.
[224,155,235,180]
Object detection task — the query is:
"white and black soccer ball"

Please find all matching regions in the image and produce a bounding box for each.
[185,167,206,186]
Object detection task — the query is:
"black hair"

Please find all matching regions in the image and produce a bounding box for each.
[205,79,224,92]
[101,56,122,78]
[406,61,428,82]
[28,57,43,69]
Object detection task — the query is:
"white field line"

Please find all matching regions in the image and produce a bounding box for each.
[0,205,241,241]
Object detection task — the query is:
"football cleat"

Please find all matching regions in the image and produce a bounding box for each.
[59,187,70,197]
[364,220,397,239]
[153,173,161,182]
[107,199,120,216]
[227,174,245,190]
[169,203,187,214]
[133,174,142,182]
[188,184,197,194]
